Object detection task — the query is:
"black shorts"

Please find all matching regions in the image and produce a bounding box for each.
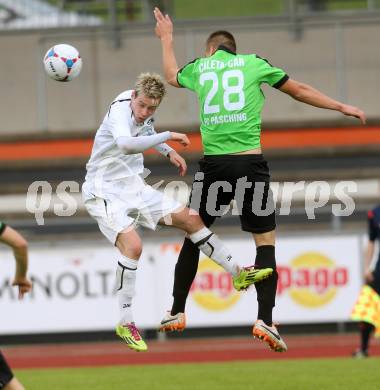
[369,267,380,295]
[0,351,13,389]
[188,154,276,233]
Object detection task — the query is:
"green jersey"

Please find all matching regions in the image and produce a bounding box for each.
[177,46,288,155]
[0,221,5,235]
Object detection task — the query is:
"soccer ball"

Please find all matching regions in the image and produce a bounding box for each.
[43,44,82,82]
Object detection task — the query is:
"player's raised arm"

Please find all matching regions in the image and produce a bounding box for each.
[279,78,366,124]
[154,7,180,87]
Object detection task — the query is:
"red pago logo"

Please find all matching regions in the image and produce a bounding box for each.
[190,258,240,311]
[277,252,349,307]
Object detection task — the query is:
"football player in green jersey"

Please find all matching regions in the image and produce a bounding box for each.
[154,7,365,352]
[0,222,32,390]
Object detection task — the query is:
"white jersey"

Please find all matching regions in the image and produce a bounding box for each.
[83,90,182,240]
[85,90,157,185]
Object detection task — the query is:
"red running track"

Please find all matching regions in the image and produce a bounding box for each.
[3,334,380,369]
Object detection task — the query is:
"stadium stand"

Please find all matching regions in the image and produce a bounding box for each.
[0,0,101,29]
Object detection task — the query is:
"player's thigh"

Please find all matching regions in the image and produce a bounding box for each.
[188,182,217,228]
[84,196,134,246]
[138,184,184,230]
[238,173,276,234]
[163,207,204,233]
[194,176,234,228]
[235,155,275,233]
[190,157,236,227]
[239,185,276,234]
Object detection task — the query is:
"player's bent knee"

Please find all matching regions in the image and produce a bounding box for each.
[126,239,142,258]
[182,213,204,232]
[116,234,142,259]
[170,208,203,231]
[127,243,142,259]
[14,239,28,251]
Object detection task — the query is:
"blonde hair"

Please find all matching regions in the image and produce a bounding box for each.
[134,72,166,101]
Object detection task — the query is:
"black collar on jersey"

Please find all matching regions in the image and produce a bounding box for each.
[107,98,130,117]
[216,45,236,55]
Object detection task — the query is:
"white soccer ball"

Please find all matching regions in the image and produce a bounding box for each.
[43,44,82,82]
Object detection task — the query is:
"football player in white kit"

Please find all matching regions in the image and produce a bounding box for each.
[82,73,273,352]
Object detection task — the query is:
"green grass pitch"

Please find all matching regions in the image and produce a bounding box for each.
[16,357,380,390]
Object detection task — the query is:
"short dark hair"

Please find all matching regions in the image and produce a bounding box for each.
[206,30,236,52]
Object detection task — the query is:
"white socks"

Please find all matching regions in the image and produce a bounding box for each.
[116,256,138,325]
[189,227,239,276]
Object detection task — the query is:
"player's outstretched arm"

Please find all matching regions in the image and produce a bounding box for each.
[116,132,189,154]
[154,7,180,87]
[279,79,366,124]
[116,132,172,154]
[0,226,32,299]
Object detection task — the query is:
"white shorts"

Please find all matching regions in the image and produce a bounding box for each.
[82,177,183,245]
